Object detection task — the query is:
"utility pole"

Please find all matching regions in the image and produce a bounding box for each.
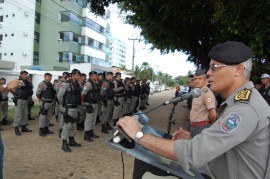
[128,38,140,75]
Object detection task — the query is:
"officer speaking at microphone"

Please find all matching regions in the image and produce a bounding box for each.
[36,73,56,137]
[57,69,82,152]
[117,41,270,179]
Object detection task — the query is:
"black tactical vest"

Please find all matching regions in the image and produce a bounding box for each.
[261,87,270,105]
[16,78,33,98]
[105,80,114,100]
[125,85,133,99]
[86,80,101,104]
[63,80,81,107]
[41,81,56,100]
[114,80,125,96]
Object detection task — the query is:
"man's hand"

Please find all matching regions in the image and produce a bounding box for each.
[116,116,141,140]
[7,80,24,90]
[172,127,192,140]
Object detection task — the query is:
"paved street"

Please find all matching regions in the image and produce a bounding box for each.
[1,90,190,179]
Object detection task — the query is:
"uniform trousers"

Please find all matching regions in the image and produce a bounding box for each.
[122,98,131,115]
[129,96,137,114]
[113,96,123,120]
[0,101,8,120]
[84,104,98,131]
[39,101,53,128]
[100,100,114,124]
[78,105,86,123]
[61,107,78,140]
[13,99,28,127]
[189,123,211,137]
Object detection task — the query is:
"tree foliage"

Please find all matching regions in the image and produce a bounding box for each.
[89,0,270,76]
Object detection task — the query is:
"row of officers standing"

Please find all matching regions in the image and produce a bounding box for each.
[5,69,151,152]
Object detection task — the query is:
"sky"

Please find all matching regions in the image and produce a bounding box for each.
[108,4,196,77]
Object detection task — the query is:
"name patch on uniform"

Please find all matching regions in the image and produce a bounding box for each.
[234,89,251,101]
[220,113,241,133]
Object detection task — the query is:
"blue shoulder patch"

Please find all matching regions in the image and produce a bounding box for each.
[220,113,241,133]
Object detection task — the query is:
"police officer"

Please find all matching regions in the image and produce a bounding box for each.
[96,72,104,124]
[129,77,137,114]
[260,73,270,105]
[117,41,270,179]
[134,79,141,112]
[27,77,35,121]
[0,78,11,126]
[81,71,100,141]
[189,69,217,136]
[77,73,87,131]
[36,73,56,136]
[122,77,132,116]
[55,72,69,138]
[139,79,148,110]
[13,70,33,136]
[100,72,114,133]
[112,72,125,125]
[57,69,82,152]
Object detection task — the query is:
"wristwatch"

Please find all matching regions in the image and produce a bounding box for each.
[134,131,144,143]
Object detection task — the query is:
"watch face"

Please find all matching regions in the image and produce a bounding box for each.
[136,132,143,138]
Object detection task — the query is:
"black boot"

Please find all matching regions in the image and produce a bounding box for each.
[112,119,119,126]
[39,128,47,137]
[28,115,35,120]
[84,131,93,142]
[1,118,10,125]
[44,127,54,134]
[21,125,32,132]
[62,140,71,152]
[68,137,81,147]
[90,129,99,138]
[49,123,54,126]
[59,129,62,138]
[101,124,109,134]
[14,127,21,136]
[77,122,84,131]
[106,123,113,130]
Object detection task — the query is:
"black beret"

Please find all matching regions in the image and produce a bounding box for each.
[89,71,97,76]
[0,78,6,81]
[98,72,104,76]
[71,69,81,75]
[44,72,52,76]
[208,41,252,64]
[253,79,262,85]
[62,72,69,76]
[115,72,121,76]
[81,73,86,77]
[106,72,113,75]
[194,69,205,76]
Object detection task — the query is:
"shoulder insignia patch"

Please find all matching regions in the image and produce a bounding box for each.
[61,84,65,88]
[220,113,241,133]
[207,97,212,103]
[234,88,251,101]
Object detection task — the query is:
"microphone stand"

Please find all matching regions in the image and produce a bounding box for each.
[164,103,177,139]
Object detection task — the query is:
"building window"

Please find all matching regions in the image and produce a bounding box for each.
[10,53,13,56]
[6,15,8,18]
[33,52,39,65]
[35,12,40,24]
[58,52,70,63]
[0,16,3,22]
[34,32,39,43]
[4,53,6,56]
[4,34,7,37]
[11,33,14,36]
[12,14,15,17]
[0,34,2,41]
[0,0,4,3]
[0,53,2,60]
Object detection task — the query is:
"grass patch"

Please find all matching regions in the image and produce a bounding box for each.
[6,104,40,122]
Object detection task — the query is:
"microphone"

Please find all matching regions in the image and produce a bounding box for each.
[163,88,202,105]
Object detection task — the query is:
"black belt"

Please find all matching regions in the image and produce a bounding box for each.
[64,105,78,108]
[1,99,8,101]
[18,97,28,100]
[41,100,53,103]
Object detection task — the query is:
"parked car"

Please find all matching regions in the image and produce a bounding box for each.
[178,85,189,96]
[165,86,170,91]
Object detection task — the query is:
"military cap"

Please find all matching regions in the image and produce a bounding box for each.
[106,72,113,75]
[0,78,6,81]
[98,72,104,76]
[115,72,121,76]
[71,69,81,75]
[44,72,52,76]
[208,41,253,64]
[81,73,86,77]
[254,79,262,85]
[89,71,97,76]
[62,71,69,76]
[261,73,270,79]
[194,69,205,76]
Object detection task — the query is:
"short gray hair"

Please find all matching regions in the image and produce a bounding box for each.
[241,58,252,79]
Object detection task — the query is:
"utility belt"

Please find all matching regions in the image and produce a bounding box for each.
[114,93,123,97]
[60,107,80,123]
[18,96,28,100]
[63,104,79,108]
[1,98,8,101]
[41,99,54,103]
[191,121,210,127]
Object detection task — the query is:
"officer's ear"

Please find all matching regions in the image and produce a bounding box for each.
[235,64,245,77]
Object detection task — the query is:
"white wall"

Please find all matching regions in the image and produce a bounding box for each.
[0,0,36,70]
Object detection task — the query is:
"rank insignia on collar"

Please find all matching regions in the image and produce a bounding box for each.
[220,113,241,133]
[234,88,251,101]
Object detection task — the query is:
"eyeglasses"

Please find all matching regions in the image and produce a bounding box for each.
[209,64,227,71]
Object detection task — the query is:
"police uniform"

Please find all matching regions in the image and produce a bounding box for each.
[27,80,34,120]
[54,79,65,137]
[81,75,101,141]
[129,81,137,114]
[100,76,114,133]
[174,41,270,179]
[122,80,132,116]
[189,85,216,136]
[96,77,104,124]
[36,79,56,136]
[57,76,82,152]
[77,79,86,130]
[13,76,33,135]
[0,85,9,125]
[139,82,148,110]
[260,76,270,105]
[112,75,125,124]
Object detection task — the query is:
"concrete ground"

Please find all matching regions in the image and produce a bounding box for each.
[1,90,190,179]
